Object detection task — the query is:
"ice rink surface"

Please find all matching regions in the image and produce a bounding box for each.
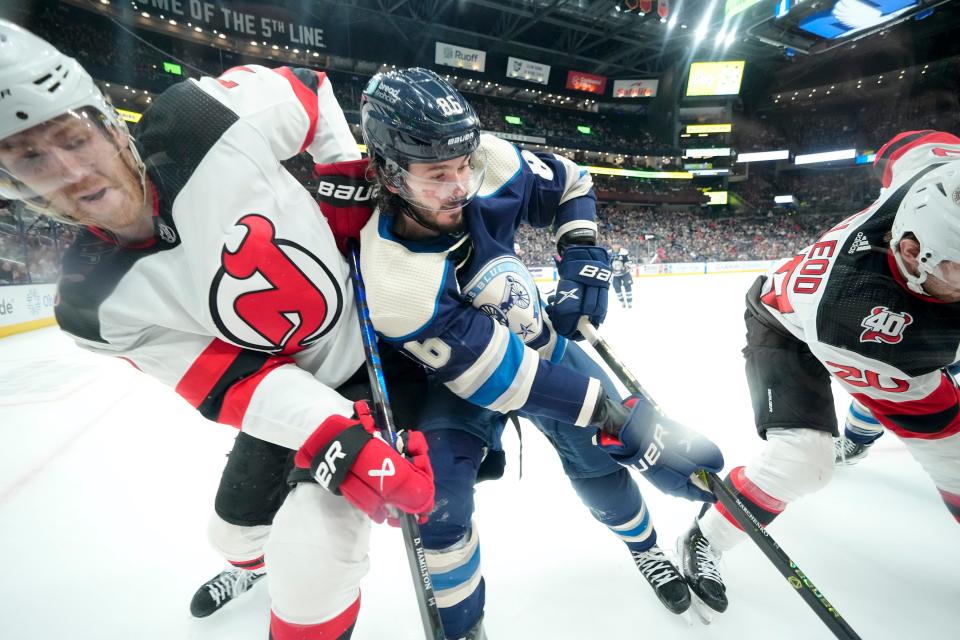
[2,271,958,639]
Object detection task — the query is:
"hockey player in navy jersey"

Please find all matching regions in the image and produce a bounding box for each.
[610,244,635,308]
[678,130,960,615]
[345,68,724,637]
[0,22,437,639]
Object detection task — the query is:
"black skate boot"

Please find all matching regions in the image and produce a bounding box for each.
[631,545,692,614]
[834,436,873,465]
[677,521,727,614]
[190,567,265,617]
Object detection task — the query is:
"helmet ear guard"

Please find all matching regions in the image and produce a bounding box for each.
[889,161,960,295]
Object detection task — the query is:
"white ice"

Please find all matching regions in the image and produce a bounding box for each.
[2,272,958,639]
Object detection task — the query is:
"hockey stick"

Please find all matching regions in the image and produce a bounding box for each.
[346,240,446,640]
[577,319,863,640]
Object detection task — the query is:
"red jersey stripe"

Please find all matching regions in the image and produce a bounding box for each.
[175,339,242,409]
[271,67,323,153]
[218,356,294,428]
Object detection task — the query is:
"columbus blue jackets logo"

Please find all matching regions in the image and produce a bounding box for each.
[859,306,913,345]
[464,257,541,342]
[210,214,343,355]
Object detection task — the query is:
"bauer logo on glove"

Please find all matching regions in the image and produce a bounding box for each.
[594,393,724,502]
[295,401,436,524]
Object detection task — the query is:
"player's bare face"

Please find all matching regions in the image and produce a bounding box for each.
[405,156,472,233]
[925,261,960,302]
[0,112,143,229]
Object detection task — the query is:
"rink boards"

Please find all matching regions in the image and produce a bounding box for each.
[530,259,776,283]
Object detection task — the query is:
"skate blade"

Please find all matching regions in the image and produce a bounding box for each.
[689,592,717,625]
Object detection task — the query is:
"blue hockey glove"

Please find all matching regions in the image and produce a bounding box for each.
[547,246,611,339]
[593,394,724,502]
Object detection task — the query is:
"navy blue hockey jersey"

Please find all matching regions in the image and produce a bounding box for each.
[361,134,603,426]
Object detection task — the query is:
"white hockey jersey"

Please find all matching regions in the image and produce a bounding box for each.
[55,65,365,449]
[755,130,960,439]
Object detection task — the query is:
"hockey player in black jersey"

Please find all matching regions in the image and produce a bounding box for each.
[679,130,960,615]
[610,244,635,308]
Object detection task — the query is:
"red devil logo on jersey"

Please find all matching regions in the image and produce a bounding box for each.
[859,306,913,345]
[210,214,343,354]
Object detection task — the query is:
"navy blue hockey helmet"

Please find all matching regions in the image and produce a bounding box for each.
[361,68,486,215]
[361,67,481,167]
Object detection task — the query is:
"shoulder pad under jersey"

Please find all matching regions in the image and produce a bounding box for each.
[476,134,523,199]
[359,209,457,341]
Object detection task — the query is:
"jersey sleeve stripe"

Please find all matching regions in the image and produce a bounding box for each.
[271,67,323,153]
[175,339,294,424]
[175,339,244,410]
[487,347,538,413]
[218,357,296,428]
[445,322,510,397]
[574,376,601,427]
[466,331,528,408]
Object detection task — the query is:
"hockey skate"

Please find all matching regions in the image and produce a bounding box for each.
[631,545,692,614]
[834,436,873,465]
[190,567,265,618]
[677,521,727,624]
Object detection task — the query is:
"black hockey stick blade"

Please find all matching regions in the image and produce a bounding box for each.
[576,319,862,640]
[347,240,446,640]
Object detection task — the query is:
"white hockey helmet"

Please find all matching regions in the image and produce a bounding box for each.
[890,161,960,295]
[0,18,142,220]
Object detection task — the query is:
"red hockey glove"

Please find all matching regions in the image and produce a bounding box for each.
[313,159,375,256]
[295,401,435,525]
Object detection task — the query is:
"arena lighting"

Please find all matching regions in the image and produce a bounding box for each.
[794,148,856,165]
[683,147,731,158]
[686,124,733,133]
[737,149,789,162]
[774,195,796,204]
[140,11,149,17]
[505,115,522,125]
[703,190,729,205]
[584,166,694,179]
[577,125,592,134]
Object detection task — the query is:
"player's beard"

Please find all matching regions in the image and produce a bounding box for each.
[43,146,147,232]
[412,202,465,235]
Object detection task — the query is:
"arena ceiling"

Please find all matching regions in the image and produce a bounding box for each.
[298,0,960,83]
[307,0,777,76]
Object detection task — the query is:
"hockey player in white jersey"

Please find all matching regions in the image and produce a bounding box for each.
[329,68,725,637]
[678,130,960,614]
[0,21,436,639]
